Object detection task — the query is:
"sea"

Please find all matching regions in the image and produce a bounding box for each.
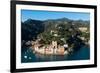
[21,46,90,63]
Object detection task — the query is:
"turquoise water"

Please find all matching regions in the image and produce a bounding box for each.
[21,46,90,63]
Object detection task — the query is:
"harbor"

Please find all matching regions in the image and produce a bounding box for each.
[21,46,90,63]
[31,40,72,55]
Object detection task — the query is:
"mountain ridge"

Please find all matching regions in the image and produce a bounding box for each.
[21,17,90,42]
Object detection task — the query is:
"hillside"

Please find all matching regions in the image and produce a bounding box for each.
[21,18,90,51]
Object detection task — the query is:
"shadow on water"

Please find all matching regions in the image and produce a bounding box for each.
[67,46,90,60]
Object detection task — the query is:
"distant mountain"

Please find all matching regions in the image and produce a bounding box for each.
[24,19,43,25]
[21,18,89,41]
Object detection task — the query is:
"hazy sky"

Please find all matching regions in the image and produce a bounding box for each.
[21,10,90,22]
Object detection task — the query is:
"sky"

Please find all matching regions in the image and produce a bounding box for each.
[21,10,90,22]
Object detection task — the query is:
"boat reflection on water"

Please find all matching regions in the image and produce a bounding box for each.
[21,46,90,63]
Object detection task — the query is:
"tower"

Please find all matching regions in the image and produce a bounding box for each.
[52,41,57,49]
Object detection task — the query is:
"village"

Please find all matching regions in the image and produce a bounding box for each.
[27,26,89,55]
[31,40,71,55]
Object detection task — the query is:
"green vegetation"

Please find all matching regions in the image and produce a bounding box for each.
[21,18,90,51]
